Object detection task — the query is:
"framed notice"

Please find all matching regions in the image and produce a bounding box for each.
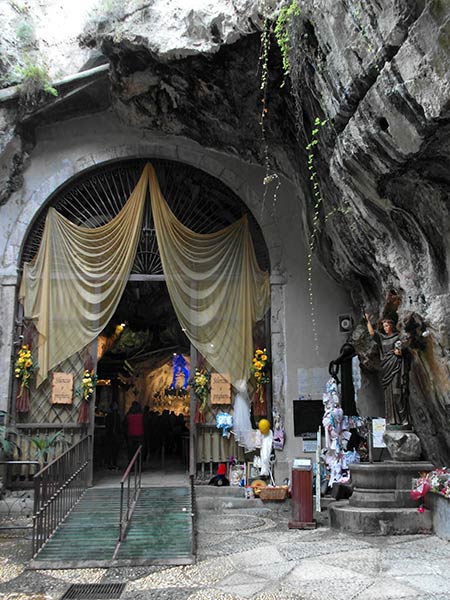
[210,373,231,404]
[51,372,74,405]
[372,418,386,448]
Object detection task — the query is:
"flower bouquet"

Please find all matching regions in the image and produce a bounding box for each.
[193,368,210,414]
[411,468,450,502]
[15,344,35,413]
[78,369,97,424]
[250,348,270,411]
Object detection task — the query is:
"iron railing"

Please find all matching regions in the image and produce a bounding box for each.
[117,445,142,544]
[32,435,91,557]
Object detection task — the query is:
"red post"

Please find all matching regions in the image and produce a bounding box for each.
[288,464,316,529]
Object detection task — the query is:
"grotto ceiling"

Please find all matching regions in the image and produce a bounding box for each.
[1,0,450,463]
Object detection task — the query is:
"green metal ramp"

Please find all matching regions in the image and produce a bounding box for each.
[30,486,194,568]
[117,487,194,564]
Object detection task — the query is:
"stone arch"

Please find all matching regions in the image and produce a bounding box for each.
[2,136,288,414]
[6,139,286,280]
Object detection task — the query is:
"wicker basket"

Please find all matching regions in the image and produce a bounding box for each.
[258,486,287,501]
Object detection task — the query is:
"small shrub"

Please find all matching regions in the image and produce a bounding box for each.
[16,21,35,46]
[17,62,58,108]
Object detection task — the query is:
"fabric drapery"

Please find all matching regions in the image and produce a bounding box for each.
[19,163,270,387]
[19,166,149,386]
[148,165,270,385]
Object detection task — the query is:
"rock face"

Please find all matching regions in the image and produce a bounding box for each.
[1,1,450,463]
[383,431,422,462]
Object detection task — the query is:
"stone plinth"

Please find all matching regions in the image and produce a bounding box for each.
[349,461,432,508]
[425,492,450,541]
[329,461,434,535]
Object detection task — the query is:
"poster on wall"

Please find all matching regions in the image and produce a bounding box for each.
[372,418,386,448]
[297,367,329,399]
[51,372,74,404]
[210,373,231,404]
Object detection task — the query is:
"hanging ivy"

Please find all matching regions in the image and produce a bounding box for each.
[274,0,300,82]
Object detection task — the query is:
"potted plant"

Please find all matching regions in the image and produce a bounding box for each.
[30,430,68,467]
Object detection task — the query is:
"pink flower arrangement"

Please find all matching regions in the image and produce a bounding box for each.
[411,468,450,501]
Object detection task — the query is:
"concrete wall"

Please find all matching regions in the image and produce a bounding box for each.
[0,110,354,478]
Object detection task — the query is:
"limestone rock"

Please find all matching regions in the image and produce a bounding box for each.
[383,431,422,462]
[1,0,450,465]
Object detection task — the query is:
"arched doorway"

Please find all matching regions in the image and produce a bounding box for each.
[13,158,271,484]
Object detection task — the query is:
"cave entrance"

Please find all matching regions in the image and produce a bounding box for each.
[14,157,270,486]
[93,279,192,484]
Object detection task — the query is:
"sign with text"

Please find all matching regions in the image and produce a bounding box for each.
[372,418,386,448]
[51,372,74,405]
[210,373,231,405]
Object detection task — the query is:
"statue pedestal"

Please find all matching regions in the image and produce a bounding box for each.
[329,461,434,535]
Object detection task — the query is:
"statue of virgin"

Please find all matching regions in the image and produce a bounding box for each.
[365,312,411,428]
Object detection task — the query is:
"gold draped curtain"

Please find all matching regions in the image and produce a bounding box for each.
[19,163,270,387]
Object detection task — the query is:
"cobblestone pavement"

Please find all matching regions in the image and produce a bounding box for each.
[0,508,448,600]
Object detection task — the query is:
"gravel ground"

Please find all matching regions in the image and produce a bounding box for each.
[0,506,448,600]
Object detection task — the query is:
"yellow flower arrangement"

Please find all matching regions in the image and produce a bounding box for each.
[81,369,97,401]
[193,368,210,413]
[15,344,34,391]
[250,348,270,386]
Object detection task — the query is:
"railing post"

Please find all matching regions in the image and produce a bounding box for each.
[115,445,142,548]
[32,435,90,558]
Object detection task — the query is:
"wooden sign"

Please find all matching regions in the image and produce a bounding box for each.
[51,372,74,405]
[210,373,231,405]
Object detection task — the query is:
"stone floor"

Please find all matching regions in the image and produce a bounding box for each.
[0,504,448,599]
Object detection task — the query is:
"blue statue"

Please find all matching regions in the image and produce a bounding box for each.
[171,354,190,389]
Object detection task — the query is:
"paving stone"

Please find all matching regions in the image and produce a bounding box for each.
[381,557,450,576]
[229,545,286,569]
[394,574,449,596]
[243,560,294,581]
[320,548,382,576]
[122,588,193,600]
[355,578,430,599]
[283,577,375,600]
[40,568,106,583]
[215,571,268,598]
[187,591,237,600]
[277,538,372,562]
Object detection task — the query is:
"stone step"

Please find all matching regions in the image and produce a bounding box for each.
[195,485,248,498]
[329,500,433,535]
[196,495,263,510]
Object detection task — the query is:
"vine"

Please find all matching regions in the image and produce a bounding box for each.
[259,1,281,218]
[305,116,355,353]
[274,0,301,82]
[305,117,327,353]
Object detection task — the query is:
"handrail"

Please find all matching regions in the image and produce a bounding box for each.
[32,435,91,557]
[116,445,142,548]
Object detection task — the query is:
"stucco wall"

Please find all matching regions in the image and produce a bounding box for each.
[0,110,355,477]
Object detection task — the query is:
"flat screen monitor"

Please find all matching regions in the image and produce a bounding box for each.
[293,399,323,437]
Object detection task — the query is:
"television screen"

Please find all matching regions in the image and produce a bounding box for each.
[293,399,323,437]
